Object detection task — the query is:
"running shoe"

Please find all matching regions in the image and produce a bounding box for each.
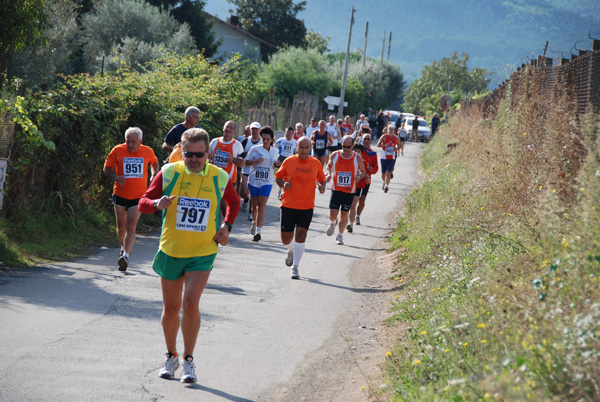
[247,212,252,221]
[180,356,197,383]
[382,183,386,190]
[347,223,353,233]
[326,219,338,236]
[119,248,124,257]
[290,266,299,279]
[356,216,361,225]
[252,232,261,242]
[250,221,256,235]
[401,151,404,156]
[117,255,129,272]
[391,173,394,179]
[384,186,389,193]
[159,353,179,379]
[285,250,294,267]
[241,199,248,212]
[336,233,344,245]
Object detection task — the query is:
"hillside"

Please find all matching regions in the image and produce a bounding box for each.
[204,0,599,86]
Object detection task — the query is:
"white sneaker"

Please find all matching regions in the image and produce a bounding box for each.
[285,250,294,267]
[382,183,386,190]
[347,223,353,233]
[336,233,344,245]
[180,356,197,383]
[117,255,129,272]
[159,353,179,379]
[326,219,337,236]
[250,221,256,235]
[241,199,248,212]
[290,266,299,279]
[356,216,361,225]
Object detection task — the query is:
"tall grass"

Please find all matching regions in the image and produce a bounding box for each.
[380,77,600,401]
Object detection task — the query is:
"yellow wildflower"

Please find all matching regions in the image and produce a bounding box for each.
[413,360,422,365]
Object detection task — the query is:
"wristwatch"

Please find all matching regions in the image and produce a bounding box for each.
[221,222,233,232]
[153,200,159,209]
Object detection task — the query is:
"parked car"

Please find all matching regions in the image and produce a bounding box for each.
[400,116,432,142]
[390,113,415,130]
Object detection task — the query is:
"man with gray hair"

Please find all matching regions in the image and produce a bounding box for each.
[104,127,160,271]
[162,106,201,153]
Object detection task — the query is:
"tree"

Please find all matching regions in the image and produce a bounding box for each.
[227,0,307,58]
[326,52,405,114]
[0,0,48,80]
[144,0,219,57]
[403,52,490,116]
[80,0,197,72]
[304,29,330,54]
[261,46,331,102]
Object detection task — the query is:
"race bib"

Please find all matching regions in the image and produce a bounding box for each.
[337,171,352,187]
[123,157,143,178]
[213,150,229,168]
[316,139,325,149]
[283,144,293,153]
[385,146,395,156]
[176,197,210,232]
[254,166,270,183]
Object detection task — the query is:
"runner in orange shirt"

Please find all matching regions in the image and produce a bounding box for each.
[103,127,159,271]
[274,136,326,279]
[325,135,366,246]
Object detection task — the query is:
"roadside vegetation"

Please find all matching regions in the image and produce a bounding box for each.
[379,73,600,400]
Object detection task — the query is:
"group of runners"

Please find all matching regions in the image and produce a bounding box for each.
[101,107,409,384]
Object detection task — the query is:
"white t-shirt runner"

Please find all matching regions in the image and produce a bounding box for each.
[326,123,339,146]
[275,137,297,159]
[246,145,280,187]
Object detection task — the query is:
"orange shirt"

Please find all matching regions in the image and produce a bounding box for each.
[274,155,326,210]
[104,143,158,199]
[330,150,359,193]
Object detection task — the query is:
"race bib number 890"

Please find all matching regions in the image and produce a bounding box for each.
[123,157,143,178]
[176,197,211,232]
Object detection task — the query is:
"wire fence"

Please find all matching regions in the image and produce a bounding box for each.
[467,39,600,122]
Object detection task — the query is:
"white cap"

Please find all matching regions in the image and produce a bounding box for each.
[250,122,261,129]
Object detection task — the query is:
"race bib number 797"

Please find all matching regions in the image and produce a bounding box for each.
[176,197,211,232]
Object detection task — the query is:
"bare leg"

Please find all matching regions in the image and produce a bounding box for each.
[181,270,211,357]
[160,277,184,354]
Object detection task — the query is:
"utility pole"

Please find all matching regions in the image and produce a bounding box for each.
[362,21,368,67]
[380,30,386,66]
[338,6,355,118]
[387,32,392,62]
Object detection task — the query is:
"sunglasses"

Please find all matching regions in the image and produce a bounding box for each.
[342,145,352,149]
[183,151,207,158]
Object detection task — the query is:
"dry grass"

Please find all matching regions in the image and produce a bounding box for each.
[381,72,600,401]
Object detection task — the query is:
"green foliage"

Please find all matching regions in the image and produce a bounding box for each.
[303,29,330,54]
[261,47,332,102]
[0,0,48,65]
[403,52,490,116]
[1,53,262,223]
[327,54,405,114]
[80,0,197,72]
[227,0,307,56]
[146,0,220,57]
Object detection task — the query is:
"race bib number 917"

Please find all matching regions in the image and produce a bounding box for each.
[176,197,211,232]
[123,157,143,178]
[336,171,352,187]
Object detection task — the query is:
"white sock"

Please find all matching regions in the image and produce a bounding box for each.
[123,252,129,258]
[293,242,305,267]
[257,226,261,233]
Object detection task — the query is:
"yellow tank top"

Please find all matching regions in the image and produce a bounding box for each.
[159,161,229,258]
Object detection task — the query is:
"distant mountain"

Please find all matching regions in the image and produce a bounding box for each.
[204,0,599,87]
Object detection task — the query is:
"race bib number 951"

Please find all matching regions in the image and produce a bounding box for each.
[176,197,211,232]
[123,157,143,178]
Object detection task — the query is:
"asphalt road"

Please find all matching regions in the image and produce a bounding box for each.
[0,142,423,402]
